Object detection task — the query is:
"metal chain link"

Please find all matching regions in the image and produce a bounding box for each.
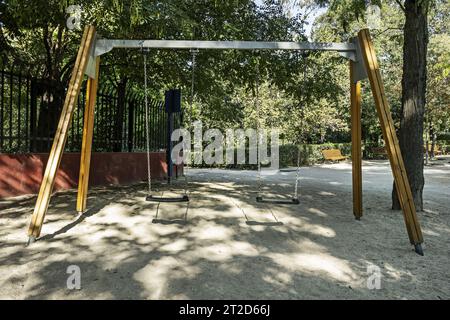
[143,51,152,195]
[294,146,301,199]
[255,57,262,197]
[293,55,308,200]
[182,49,198,194]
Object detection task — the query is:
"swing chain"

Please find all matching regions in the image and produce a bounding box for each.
[143,48,152,195]
[294,146,301,200]
[190,48,199,116]
[255,56,262,198]
[293,55,308,200]
[182,48,199,194]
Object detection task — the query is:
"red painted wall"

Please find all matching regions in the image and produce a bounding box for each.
[0,152,181,198]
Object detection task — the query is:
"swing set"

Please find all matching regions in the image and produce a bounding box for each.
[26,25,424,255]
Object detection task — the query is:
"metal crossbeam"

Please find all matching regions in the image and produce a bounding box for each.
[94,39,357,59]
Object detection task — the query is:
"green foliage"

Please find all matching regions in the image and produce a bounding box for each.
[427,31,450,133]
[436,141,449,154]
[437,133,450,141]
[0,0,448,153]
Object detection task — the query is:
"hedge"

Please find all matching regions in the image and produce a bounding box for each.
[437,140,449,154]
[187,140,447,170]
[279,143,352,167]
[188,143,352,169]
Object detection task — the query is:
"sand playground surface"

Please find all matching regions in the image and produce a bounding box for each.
[0,159,449,299]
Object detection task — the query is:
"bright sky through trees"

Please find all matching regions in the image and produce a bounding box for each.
[254,0,326,38]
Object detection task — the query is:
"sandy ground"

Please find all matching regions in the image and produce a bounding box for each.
[0,159,449,300]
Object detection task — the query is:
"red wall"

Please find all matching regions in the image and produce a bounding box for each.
[0,152,181,198]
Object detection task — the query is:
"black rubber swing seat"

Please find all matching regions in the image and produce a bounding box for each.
[146,195,189,202]
[256,196,299,205]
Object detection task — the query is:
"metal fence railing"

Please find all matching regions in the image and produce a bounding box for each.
[0,68,180,154]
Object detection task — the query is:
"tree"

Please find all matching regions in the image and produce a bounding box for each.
[392,0,431,211]
[424,1,450,159]
[426,34,450,136]
[302,0,433,211]
[1,0,309,148]
[0,0,87,150]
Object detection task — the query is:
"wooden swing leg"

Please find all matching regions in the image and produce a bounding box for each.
[76,57,100,214]
[358,29,424,255]
[26,26,96,242]
[350,61,363,220]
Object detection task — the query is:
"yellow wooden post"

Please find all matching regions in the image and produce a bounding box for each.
[27,26,96,242]
[76,57,100,213]
[350,61,363,219]
[358,29,424,254]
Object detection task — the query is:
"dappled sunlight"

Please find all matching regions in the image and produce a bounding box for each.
[318,191,337,196]
[197,241,260,262]
[152,224,184,237]
[83,227,127,244]
[424,168,450,175]
[194,224,235,241]
[307,207,328,217]
[133,256,200,299]
[383,262,415,282]
[289,222,336,238]
[262,269,293,287]
[422,229,440,237]
[268,252,358,283]
[160,239,190,253]
[317,163,353,170]
[93,203,133,219]
[423,221,450,236]
[207,183,236,192]
[0,162,449,299]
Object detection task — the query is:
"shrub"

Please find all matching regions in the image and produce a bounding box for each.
[188,143,352,169]
[279,143,351,167]
[437,140,449,154]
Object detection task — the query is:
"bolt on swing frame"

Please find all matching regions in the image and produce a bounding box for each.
[26,25,424,255]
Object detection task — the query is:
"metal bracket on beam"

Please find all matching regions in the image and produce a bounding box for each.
[349,37,368,83]
[338,51,356,62]
[94,38,114,57]
[85,34,97,79]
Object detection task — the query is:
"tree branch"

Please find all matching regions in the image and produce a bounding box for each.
[395,0,406,12]
[374,27,404,37]
[42,26,53,78]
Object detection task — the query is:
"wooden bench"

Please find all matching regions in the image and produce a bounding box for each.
[322,149,347,161]
[371,146,388,159]
[372,146,387,155]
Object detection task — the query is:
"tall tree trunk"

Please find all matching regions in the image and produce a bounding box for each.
[35,79,65,152]
[392,0,429,211]
[35,25,67,152]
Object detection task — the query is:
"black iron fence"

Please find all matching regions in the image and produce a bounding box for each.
[0,68,180,153]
